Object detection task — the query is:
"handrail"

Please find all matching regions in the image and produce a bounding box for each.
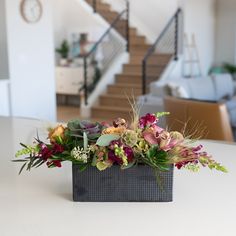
[142,8,182,95]
[88,0,130,53]
[86,9,127,58]
[143,8,181,61]
[82,0,130,105]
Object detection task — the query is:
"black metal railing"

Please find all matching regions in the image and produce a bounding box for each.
[88,0,130,52]
[142,8,182,95]
[81,1,130,105]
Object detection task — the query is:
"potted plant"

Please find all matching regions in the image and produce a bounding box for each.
[13,110,227,202]
[56,40,70,66]
[223,63,236,80]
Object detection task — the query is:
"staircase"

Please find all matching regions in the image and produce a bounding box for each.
[85,0,173,122]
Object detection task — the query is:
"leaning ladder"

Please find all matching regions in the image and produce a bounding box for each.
[182,33,202,78]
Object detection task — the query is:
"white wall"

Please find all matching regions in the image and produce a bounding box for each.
[181,0,216,76]
[215,0,236,65]
[0,80,10,116]
[5,0,56,121]
[52,0,106,49]
[0,0,9,80]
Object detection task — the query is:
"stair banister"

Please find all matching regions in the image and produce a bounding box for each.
[142,8,182,95]
[82,0,130,105]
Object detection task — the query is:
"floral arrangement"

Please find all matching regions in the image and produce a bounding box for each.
[14,112,227,174]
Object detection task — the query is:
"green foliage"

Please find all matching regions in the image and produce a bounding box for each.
[185,163,200,172]
[155,112,170,118]
[199,157,228,173]
[67,119,102,141]
[56,40,70,59]
[223,63,236,75]
[143,145,171,171]
[96,134,120,147]
[15,143,39,157]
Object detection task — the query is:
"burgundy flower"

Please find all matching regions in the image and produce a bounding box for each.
[123,147,134,162]
[52,143,64,154]
[175,160,199,170]
[39,143,64,161]
[47,160,62,168]
[139,113,157,128]
[108,150,123,165]
[109,140,122,150]
[39,144,53,161]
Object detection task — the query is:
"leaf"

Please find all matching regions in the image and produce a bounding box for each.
[96,134,120,147]
[91,155,97,167]
[32,159,44,167]
[87,133,101,140]
[35,160,45,168]
[12,159,28,162]
[67,120,81,131]
[19,162,27,175]
[75,164,88,172]
[147,145,158,159]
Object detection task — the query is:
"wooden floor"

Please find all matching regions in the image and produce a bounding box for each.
[57,105,117,124]
[57,106,81,122]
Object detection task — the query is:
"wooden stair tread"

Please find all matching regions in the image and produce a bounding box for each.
[108,83,142,88]
[100,94,138,100]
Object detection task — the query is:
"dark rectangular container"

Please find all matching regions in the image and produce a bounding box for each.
[72,164,173,202]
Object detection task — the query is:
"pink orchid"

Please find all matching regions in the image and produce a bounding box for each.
[143,124,164,145]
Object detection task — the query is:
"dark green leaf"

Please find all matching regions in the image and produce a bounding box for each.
[12,159,28,162]
[19,162,27,175]
[20,143,28,148]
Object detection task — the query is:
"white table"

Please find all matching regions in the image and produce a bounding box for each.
[1,116,236,236]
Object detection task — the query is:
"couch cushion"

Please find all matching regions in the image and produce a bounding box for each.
[226,96,236,110]
[150,81,171,97]
[211,74,234,100]
[186,77,217,101]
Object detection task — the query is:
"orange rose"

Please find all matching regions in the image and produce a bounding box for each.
[102,127,126,135]
[48,125,66,143]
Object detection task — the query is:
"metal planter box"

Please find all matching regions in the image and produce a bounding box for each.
[72,164,173,202]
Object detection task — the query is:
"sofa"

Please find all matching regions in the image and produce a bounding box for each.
[138,74,236,141]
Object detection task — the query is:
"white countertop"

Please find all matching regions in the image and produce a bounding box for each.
[1,116,236,236]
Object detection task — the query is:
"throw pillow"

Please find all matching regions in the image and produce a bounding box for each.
[167,82,190,99]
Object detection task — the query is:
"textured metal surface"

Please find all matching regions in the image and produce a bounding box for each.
[73,164,173,202]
